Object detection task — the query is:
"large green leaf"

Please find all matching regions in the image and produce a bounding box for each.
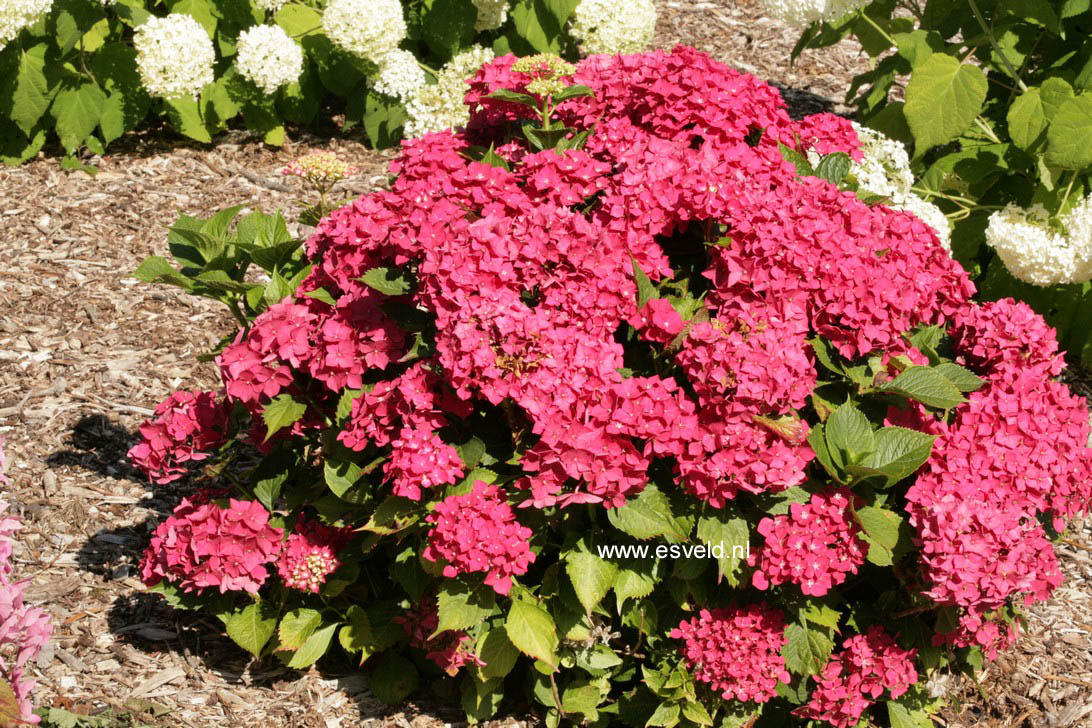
[606,484,690,542]
[1007,87,1049,150]
[505,599,558,669]
[436,580,497,634]
[262,394,308,441]
[52,80,106,153]
[284,622,338,669]
[164,95,213,143]
[612,560,657,610]
[92,43,151,143]
[695,510,749,585]
[565,550,617,614]
[1046,94,1092,169]
[478,626,520,679]
[860,427,937,485]
[4,46,58,135]
[782,622,834,676]
[278,608,322,651]
[225,601,278,656]
[369,653,419,703]
[825,403,875,468]
[877,366,966,409]
[423,0,478,61]
[904,53,987,152]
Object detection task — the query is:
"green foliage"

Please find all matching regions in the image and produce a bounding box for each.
[0,0,585,164]
[793,0,1092,364]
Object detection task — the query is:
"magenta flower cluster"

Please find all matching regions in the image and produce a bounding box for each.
[276,518,353,593]
[423,481,536,595]
[795,626,918,728]
[126,390,230,485]
[0,442,52,725]
[140,498,284,594]
[748,488,868,597]
[669,604,791,703]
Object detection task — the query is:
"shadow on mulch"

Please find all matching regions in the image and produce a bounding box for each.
[46,414,144,485]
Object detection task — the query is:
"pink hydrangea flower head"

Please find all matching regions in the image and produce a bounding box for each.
[140,498,283,594]
[670,604,791,703]
[276,518,353,593]
[127,390,231,485]
[383,427,465,500]
[423,481,535,595]
[0,501,52,725]
[795,626,918,728]
[748,487,868,597]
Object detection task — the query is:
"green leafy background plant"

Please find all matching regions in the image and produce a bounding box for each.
[0,0,584,167]
[793,0,1092,365]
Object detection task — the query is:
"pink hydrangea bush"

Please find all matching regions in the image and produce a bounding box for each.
[0,441,52,725]
[129,46,1092,726]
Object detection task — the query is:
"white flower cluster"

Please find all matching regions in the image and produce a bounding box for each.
[373,48,426,102]
[235,24,304,94]
[0,0,52,50]
[759,0,869,29]
[810,123,952,251]
[253,0,287,11]
[571,0,656,55]
[405,45,494,138]
[322,0,405,61]
[134,14,216,99]
[985,198,1092,286]
[471,0,508,30]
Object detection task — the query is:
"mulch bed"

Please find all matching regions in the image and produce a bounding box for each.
[1,1,1089,725]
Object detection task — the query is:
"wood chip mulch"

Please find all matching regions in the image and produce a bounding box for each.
[1,1,1089,725]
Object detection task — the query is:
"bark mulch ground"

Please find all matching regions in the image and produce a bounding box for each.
[1,1,1089,725]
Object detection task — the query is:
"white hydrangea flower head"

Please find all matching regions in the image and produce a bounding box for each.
[571,0,656,55]
[849,122,914,199]
[471,0,508,30]
[373,49,426,102]
[405,45,495,138]
[760,0,869,29]
[322,0,406,61]
[253,0,287,11]
[134,14,216,99]
[986,196,1092,286]
[0,0,53,50]
[236,24,304,94]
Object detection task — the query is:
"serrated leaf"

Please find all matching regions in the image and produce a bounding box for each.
[933,362,985,392]
[887,699,934,728]
[478,626,520,679]
[6,46,57,136]
[904,54,987,152]
[779,142,814,176]
[360,266,413,296]
[131,256,193,289]
[436,581,497,635]
[606,485,689,541]
[278,608,322,650]
[225,601,277,657]
[0,678,21,726]
[855,506,902,551]
[553,84,594,102]
[862,426,936,485]
[338,605,373,657]
[565,550,617,614]
[1007,87,1049,150]
[825,403,875,467]
[1046,94,1092,169]
[362,496,420,534]
[164,95,213,143]
[803,602,842,629]
[877,366,966,409]
[505,599,558,670]
[262,394,307,442]
[562,681,602,719]
[369,653,419,703]
[612,561,656,610]
[284,622,338,669]
[782,622,834,676]
[814,152,852,184]
[695,510,749,585]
